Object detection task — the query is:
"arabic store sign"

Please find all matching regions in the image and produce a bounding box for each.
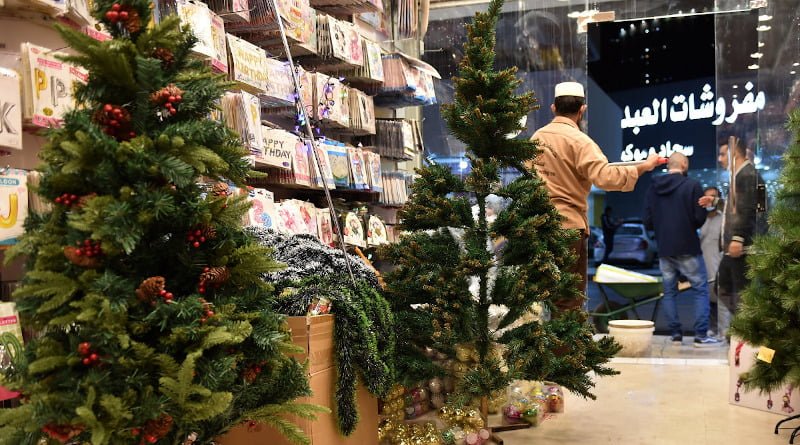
[618,82,765,162]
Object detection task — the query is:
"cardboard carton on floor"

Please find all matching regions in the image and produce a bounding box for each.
[217,315,379,445]
[729,337,797,415]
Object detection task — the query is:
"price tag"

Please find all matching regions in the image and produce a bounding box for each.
[757,346,776,363]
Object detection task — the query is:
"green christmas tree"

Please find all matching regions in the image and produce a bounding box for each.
[383,0,619,417]
[730,108,800,392]
[0,1,322,444]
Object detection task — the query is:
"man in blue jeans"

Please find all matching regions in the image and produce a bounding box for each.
[644,153,722,347]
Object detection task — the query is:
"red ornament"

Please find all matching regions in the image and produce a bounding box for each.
[89,353,99,361]
[193,241,200,248]
[146,435,157,444]
[119,10,129,20]
[111,3,121,11]
[83,357,91,366]
[105,10,119,22]
[131,428,141,436]
[104,104,113,112]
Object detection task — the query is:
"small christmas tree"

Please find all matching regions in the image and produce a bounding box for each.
[0,1,320,444]
[383,0,619,419]
[730,108,800,392]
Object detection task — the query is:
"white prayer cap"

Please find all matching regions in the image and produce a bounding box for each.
[554,82,585,98]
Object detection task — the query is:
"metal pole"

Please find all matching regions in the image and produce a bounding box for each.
[267,0,358,286]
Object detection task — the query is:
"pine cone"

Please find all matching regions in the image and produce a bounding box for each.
[64,246,100,268]
[199,225,217,240]
[121,7,142,34]
[242,366,260,383]
[149,84,184,105]
[212,182,230,197]
[143,414,173,441]
[136,277,166,303]
[152,47,174,68]
[78,193,98,207]
[200,266,230,285]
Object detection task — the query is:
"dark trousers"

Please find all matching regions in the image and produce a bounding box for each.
[717,254,749,335]
[554,232,588,315]
[602,231,614,262]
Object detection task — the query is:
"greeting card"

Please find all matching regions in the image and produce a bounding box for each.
[226,34,269,93]
[261,127,296,169]
[326,141,350,188]
[317,208,334,246]
[299,201,318,236]
[21,43,87,128]
[293,141,312,187]
[276,200,304,235]
[311,142,336,189]
[246,188,278,230]
[0,69,23,150]
[347,146,368,190]
[364,39,384,82]
[0,169,28,245]
[176,0,227,72]
[342,211,365,247]
[364,151,382,192]
[263,58,294,106]
[367,215,388,246]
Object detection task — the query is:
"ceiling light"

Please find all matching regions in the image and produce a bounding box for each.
[758,15,772,21]
[732,85,738,89]
[757,25,772,32]
[794,62,800,67]
[758,42,765,47]
[748,64,760,70]
[792,71,798,75]
[567,11,581,18]
[751,52,763,59]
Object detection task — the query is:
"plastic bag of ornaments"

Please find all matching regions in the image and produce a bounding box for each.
[379,384,406,422]
[403,386,430,419]
[502,380,547,427]
[543,382,564,413]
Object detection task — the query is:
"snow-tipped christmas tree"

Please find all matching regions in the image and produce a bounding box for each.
[730,108,800,392]
[382,0,620,419]
[0,2,321,444]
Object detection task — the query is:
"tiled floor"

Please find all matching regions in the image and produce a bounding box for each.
[494,336,794,445]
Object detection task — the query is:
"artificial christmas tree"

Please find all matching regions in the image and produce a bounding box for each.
[730,108,800,392]
[382,0,620,421]
[0,1,321,444]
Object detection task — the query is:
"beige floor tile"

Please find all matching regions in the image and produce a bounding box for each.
[494,363,791,445]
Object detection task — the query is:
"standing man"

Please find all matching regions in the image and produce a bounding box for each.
[699,186,723,336]
[698,137,764,338]
[600,206,621,264]
[530,81,660,314]
[644,153,721,347]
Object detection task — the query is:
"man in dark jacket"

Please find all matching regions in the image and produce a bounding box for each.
[644,153,721,347]
[698,137,765,338]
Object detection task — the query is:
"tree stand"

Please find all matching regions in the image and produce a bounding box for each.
[775,414,800,443]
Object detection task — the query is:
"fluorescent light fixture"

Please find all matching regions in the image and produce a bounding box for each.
[756,25,772,31]
[748,64,760,70]
[758,42,765,47]
[758,14,772,21]
[793,62,800,66]
[792,70,797,75]
[750,52,763,58]
[732,85,738,89]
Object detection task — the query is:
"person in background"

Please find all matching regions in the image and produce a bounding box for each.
[530,81,660,314]
[698,137,764,338]
[644,153,721,347]
[699,186,724,337]
[600,206,622,263]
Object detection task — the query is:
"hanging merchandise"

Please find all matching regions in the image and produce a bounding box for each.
[245,188,279,230]
[261,58,295,107]
[299,201,318,235]
[276,200,304,235]
[226,33,269,93]
[364,39,385,82]
[225,0,315,54]
[347,145,368,190]
[206,0,251,22]
[0,169,28,246]
[311,141,336,189]
[379,172,409,206]
[0,302,24,347]
[315,74,350,128]
[221,91,264,157]
[175,0,228,73]
[260,127,296,169]
[310,0,381,16]
[20,43,88,128]
[342,211,366,247]
[315,15,364,70]
[375,53,439,107]
[372,119,421,160]
[0,69,23,151]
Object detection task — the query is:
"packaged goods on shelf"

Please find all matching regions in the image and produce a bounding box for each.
[314,15,365,70]
[340,39,384,84]
[310,0,381,16]
[310,142,336,189]
[205,0,251,23]
[292,140,313,187]
[0,69,23,150]
[314,74,350,128]
[379,172,409,206]
[367,214,388,246]
[245,188,279,231]
[20,43,87,128]
[221,90,264,157]
[316,208,335,246]
[342,211,365,247]
[225,0,316,54]
[347,146,368,190]
[371,119,421,160]
[226,33,269,93]
[175,0,229,73]
[374,53,438,107]
[324,140,350,188]
[363,150,382,192]
[262,58,295,107]
[348,89,376,135]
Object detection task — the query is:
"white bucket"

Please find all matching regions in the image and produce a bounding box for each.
[608,320,655,357]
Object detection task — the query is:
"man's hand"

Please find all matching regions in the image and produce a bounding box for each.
[728,240,744,258]
[636,154,661,175]
[698,195,715,207]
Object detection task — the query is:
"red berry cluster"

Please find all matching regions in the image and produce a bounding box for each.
[42,423,84,442]
[104,3,129,23]
[54,193,79,206]
[130,427,157,444]
[97,104,135,141]
[77,342,99,366]
[151,84,184,117]
[198,297,215,323]
[187,229,207,249]
[158,288,175,302]
[73,239,103,258]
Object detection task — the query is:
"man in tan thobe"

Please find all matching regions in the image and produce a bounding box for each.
[529,82,660,314]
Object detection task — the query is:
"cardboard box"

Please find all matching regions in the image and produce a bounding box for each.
[217,315,379,445]
[729,337,795,415]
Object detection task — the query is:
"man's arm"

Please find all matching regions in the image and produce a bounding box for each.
[730,169,758,245]
[577,141,660,191]
[691,182,708,229]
